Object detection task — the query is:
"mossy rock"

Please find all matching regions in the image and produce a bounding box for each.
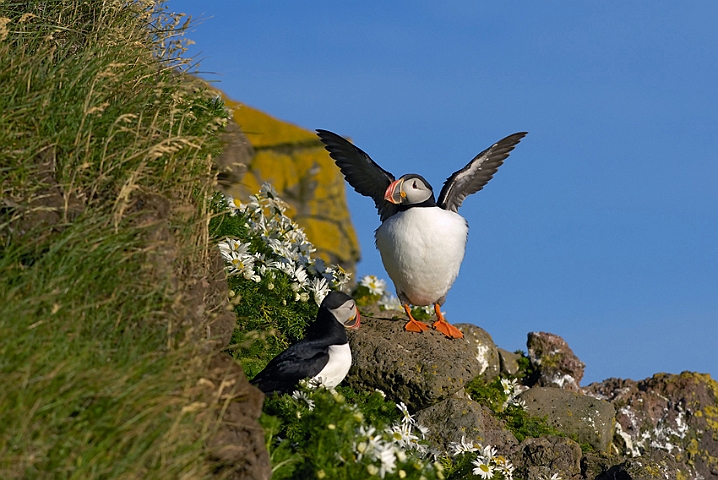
[518,387,615,453]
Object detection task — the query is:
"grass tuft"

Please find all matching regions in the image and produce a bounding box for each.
[0,1,230,478]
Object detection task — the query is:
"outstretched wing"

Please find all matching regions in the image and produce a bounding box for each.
[437,132,528,213]
[317,129,399,222]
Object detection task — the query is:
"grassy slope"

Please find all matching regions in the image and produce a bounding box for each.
[0,1,228,478]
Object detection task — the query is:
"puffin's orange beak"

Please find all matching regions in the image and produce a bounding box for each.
[384,179,406,205]
[344,309,361,330]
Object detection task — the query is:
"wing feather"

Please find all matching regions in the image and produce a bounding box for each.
[437,132,528,213]
[317,129,399,221]
[251,343,329,395]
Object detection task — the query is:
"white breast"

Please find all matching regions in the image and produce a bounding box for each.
[311,343,352,388]
[375,207,468,306]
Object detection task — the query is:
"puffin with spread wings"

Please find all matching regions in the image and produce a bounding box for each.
[317,129,527,339]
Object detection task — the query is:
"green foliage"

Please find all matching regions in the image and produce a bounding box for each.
[258,386,440,480]
[515,350,539,385]
[228,271,319,378]
[352,283,384,307]
[410,306,434,321]
[465,377,564,443]
[338,386,402,429]
[208,194,326,378]
[499,408,564,444]
[464,377,510,414]
[0,0,227,477]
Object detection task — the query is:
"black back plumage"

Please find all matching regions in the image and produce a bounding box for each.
[250,292,353,395]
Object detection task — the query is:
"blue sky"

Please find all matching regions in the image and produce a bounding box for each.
[169,1,718,384]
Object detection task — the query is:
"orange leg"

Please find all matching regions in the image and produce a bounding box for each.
[402,304,430,333]
[432,304,464,339]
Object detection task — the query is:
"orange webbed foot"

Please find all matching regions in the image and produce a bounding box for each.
[405,318,431,333]
[432,304,464,339]
[402,304,429,333]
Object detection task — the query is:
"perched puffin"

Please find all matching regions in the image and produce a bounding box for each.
[250,291,360,395]
[317,129,527,339]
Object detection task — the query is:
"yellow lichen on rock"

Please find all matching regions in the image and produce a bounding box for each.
[228,101,317,148]
[214,94,360,272]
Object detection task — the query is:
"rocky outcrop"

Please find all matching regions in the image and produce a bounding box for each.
[203,353,270,480]
[583,449,691,480]
[527,331,586,391]
[511,435,583,480]
[344,307,492,410]
[415,392,518,454]
[347,309,717,478]
[519,387,615,453]
[499,347,522,376]
[585,372,718,478]
[216,98,361,272]
[455,323,502,381]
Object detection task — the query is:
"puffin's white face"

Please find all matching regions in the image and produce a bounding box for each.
[332,298,361,329]
[384,176,434,206]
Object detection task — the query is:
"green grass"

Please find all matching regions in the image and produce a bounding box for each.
[0,1,229,478]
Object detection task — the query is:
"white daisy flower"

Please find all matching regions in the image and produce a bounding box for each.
[355,426,386,462]
[218,238,251,261]
[389,423,419,450]
[472,458,495,479]
[222,194,243,213]
[228,254,255,277]
[396,402,415,426]
[267,238,297,262]
[326,265,351,288]
[479,445,497,463]
[293,264,309,285]
[311,277,331,305]
[378,294,403,311]
[377,445,397,478]
[269,259,293,276]
[360,275,387,296]
[357,425,377,439]
[259,182,280,199]
[291,390,315,411]
[501,378,517,395]
[448,435,480,456]
[498,461,515,480]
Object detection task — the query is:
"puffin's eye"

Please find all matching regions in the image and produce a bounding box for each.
[412,181,418,189]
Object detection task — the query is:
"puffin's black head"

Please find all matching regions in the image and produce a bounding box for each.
[320,291,360,329]
[384,174,436,208]
[304,291,360,343]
